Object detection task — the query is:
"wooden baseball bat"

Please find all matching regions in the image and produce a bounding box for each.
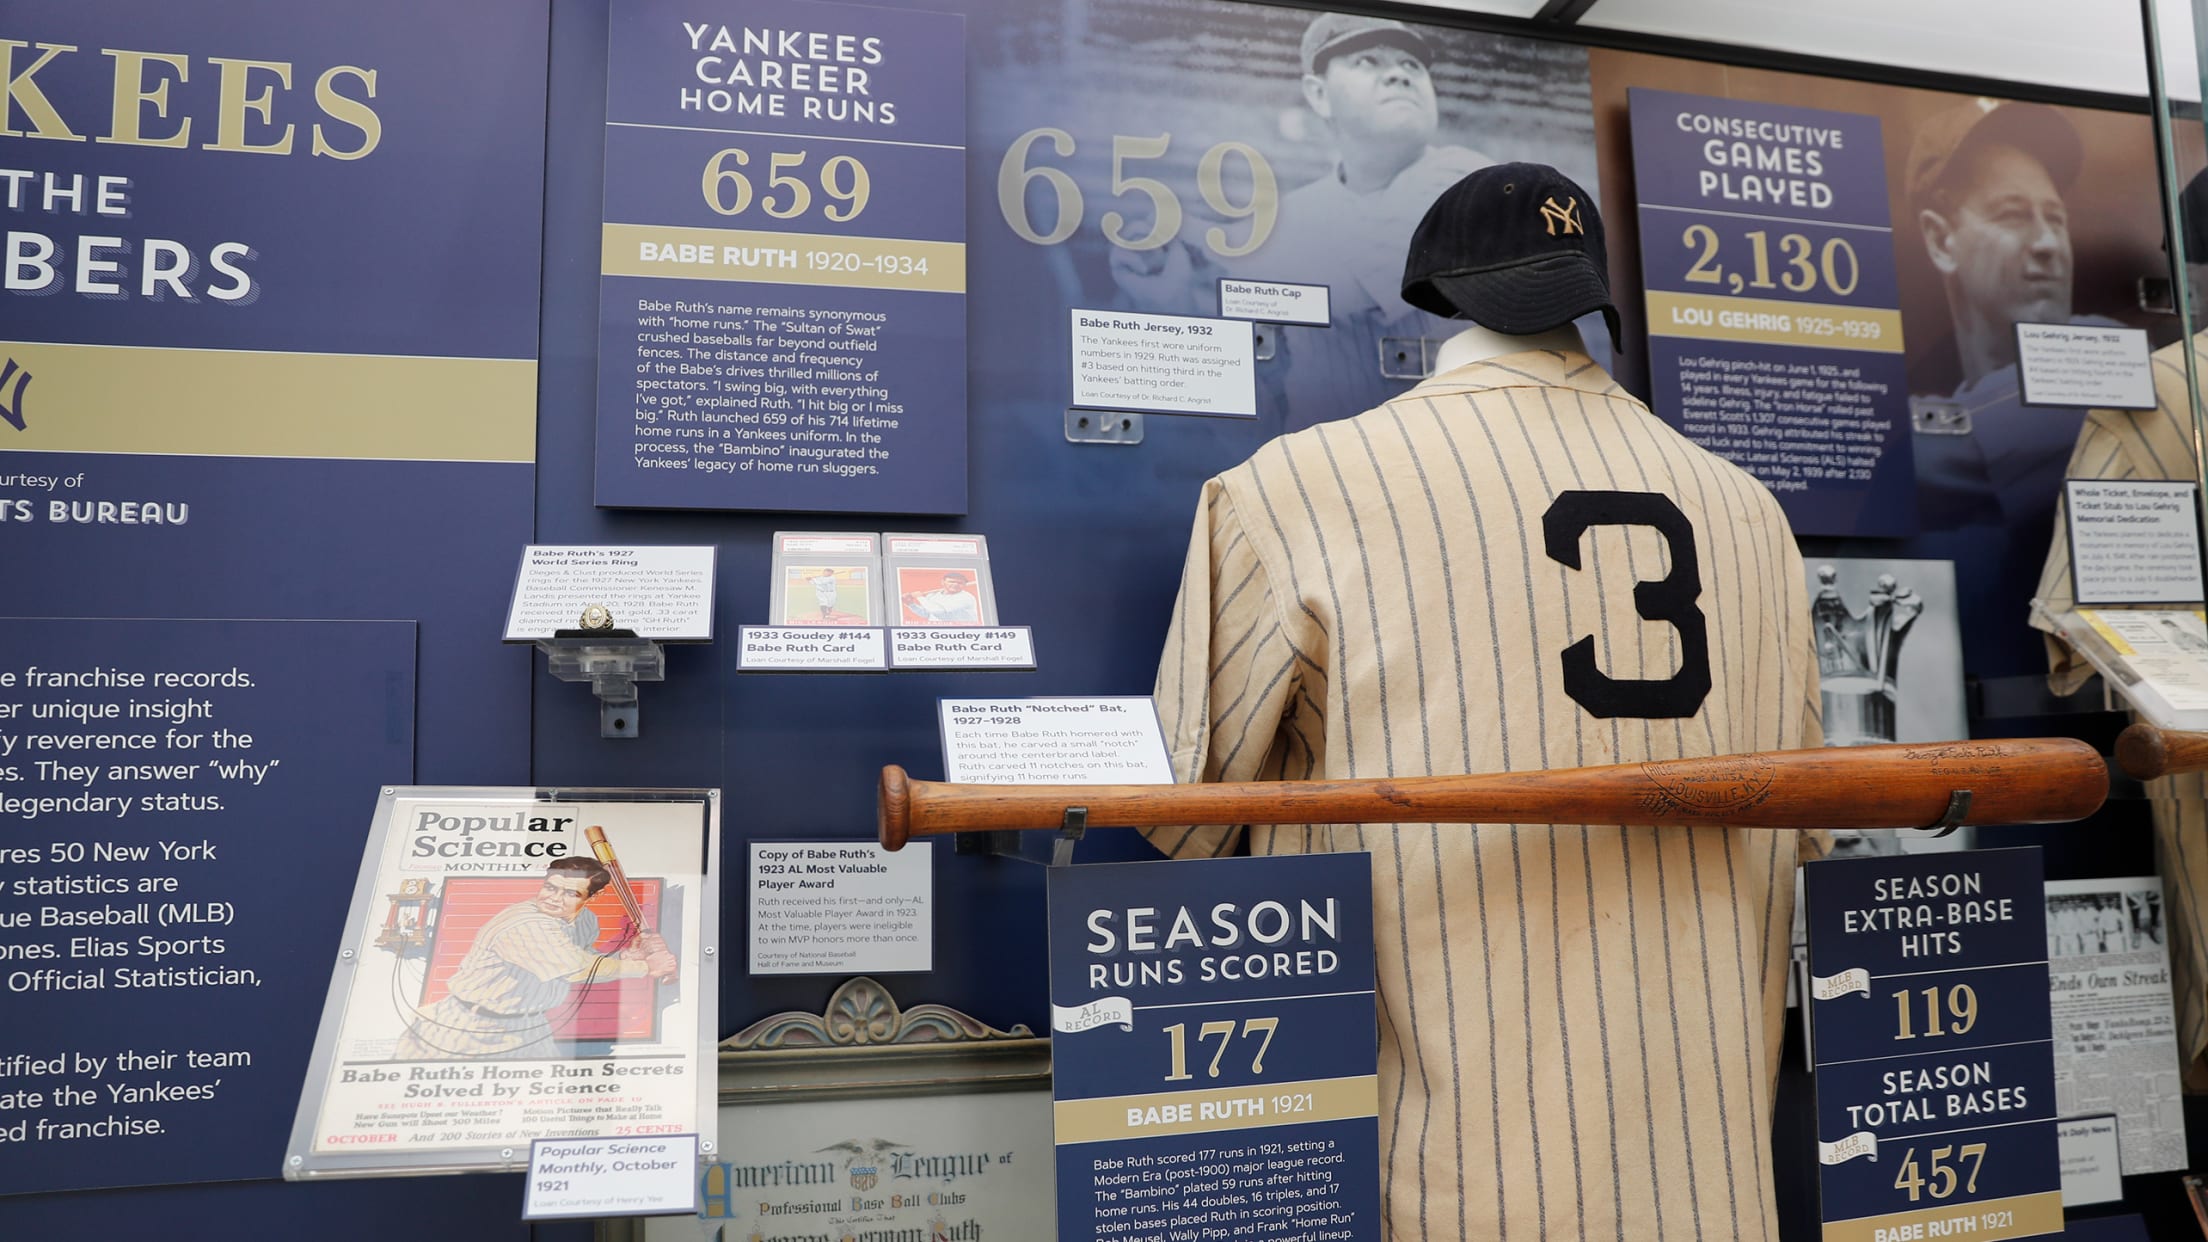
[583,825,652,933]
[2114,724,2208,780]
[877,738,2109,850]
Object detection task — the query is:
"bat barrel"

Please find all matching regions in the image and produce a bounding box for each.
[875,739,2108,844]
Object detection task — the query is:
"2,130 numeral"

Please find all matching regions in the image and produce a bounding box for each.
[1893,1143,1986,1202]
[1892,983,1977,1040]
[998,129,1278,257]
[1164,1017,1277,1082]
[1681,224,1859,297]
[701,149,870,222]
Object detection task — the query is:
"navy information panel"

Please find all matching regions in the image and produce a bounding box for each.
[595,0,968,512]
[1803,847,2060,1242]
[0,618,414,1194]
[1628,87,1917,537]
[1047,855,1381,1242]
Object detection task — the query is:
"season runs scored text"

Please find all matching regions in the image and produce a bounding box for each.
[1084,899,1341,988]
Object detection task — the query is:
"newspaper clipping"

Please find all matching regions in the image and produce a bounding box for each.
[2047,876,2187,1176]
[288,790,716,1174]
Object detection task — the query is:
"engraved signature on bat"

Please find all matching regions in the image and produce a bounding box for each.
[1903,742,2013,778]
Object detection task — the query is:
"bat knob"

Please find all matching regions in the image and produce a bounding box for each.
[879,765,911,851]
[2116,724,2171,781]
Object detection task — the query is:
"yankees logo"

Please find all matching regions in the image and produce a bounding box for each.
[1539,194,1583,236]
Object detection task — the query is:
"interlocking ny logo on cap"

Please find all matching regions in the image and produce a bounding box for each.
[1539,195,1583,237]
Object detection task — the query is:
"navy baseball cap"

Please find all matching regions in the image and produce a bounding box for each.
[1402,163,1621,351]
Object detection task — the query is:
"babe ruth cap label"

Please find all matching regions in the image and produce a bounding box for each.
[1401,162,1622,350]
[1298,12,1432,75]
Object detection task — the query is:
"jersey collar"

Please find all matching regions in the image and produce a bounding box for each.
[1403,349,1620,402]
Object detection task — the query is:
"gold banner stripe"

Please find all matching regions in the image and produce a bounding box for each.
[0,343,535,463]
[1819,1190,2064,1242]
[1054,1076,1377,1146]
[1645,290,1904,354]
[601,223,965,294]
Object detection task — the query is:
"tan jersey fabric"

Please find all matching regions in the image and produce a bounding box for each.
[1146,347,1822,1241]
[2032,334,2208,1083]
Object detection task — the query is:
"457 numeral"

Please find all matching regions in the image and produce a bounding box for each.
[1164,1017,1277,1082]
[1893,1143,1986,1202]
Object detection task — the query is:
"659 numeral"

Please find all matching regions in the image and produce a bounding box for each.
[998,130,1278,256]
[702,149,870,222]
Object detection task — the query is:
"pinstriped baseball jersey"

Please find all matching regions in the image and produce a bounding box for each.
[1145,347,1822,1241]
[2033,334,2208,1084]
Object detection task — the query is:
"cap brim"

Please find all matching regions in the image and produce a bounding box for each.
[1309,26,1432,74]
[1409,253,1621,352]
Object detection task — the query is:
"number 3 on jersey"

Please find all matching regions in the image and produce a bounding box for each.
[1540,490,1712,719]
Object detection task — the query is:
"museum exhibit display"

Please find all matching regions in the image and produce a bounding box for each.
[12,0,2208,1239]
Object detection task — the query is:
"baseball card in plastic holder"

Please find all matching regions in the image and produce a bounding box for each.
[883,532,997,626]
[769,531,880,627]
[284,786,719,1180]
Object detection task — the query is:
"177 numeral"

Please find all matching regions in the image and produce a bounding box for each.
[1164,1017,1278,1082]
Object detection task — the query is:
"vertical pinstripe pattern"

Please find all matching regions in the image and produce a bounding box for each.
[2032,335,2208,1085]
[1145,349,1821,1241]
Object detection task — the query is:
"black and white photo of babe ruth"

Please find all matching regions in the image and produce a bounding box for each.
[394,855,676,1061]
[1109,14,1492,410]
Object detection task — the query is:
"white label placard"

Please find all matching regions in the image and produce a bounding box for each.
[1218,278,1331,326]
[1069,309,1256,418]
[505,545,717,641]
[884,535,984,557]
[2056,1115,2123,1206]
[2018,322,2156,410]
[524,1134,699,1219]
[738,626,887,670]
[939,696,1173,784]
[890,627,1035,669]
[749,842,930,975]
[2066,479,2204,604]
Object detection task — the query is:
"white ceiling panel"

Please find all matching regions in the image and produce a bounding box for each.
[1386,0,2199,101]
[1394,0,1558,19]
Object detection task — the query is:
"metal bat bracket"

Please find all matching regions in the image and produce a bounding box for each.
[1052,807,1087,867]
[953,806,1089,866]
[1919,790,1972,838]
